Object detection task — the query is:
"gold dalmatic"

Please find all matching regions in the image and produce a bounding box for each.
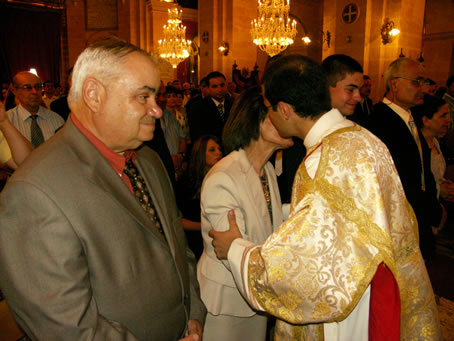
[248,126,441,340]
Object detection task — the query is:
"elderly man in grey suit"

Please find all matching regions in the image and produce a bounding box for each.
[0,38,206,340]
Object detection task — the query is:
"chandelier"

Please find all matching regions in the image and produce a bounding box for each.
[158,7,191,68]
[250,0,297,57]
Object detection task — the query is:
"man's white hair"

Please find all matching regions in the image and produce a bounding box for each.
[68,37,157,108]
[384,57,419,93]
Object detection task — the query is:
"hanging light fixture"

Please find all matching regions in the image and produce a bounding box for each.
[158,7,191,68]
[250,0,297,57]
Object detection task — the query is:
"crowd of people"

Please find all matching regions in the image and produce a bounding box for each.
[0,36,453,340]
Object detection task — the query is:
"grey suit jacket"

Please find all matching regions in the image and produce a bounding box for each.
[0,119,206,340]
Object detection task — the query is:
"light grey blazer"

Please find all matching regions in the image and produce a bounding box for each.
[0,119,206,340]
[198,149,283,317]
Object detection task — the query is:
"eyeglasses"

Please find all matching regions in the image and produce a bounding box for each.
[15,84,44,91]
[393,77,425,87]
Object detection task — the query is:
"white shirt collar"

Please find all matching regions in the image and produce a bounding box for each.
[16,104,47,121]
[211,97,223,106]
[304,108,354,149]
[382,97,411,125]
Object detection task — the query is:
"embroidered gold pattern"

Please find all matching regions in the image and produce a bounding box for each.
[248,126,440,340]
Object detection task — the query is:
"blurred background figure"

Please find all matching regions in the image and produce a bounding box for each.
[422,78,438,96]
[176,135,222,259]
[413,95,454,200]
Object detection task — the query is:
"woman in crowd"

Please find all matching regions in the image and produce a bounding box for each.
[413,94,454,239]
[176,135,222,259]
[175,89,190,144]
[413,94,454,202]
[197,86,293,340]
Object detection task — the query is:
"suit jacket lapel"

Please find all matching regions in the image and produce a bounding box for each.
[63,120,168,245]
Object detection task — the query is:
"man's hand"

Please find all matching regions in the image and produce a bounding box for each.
[208,210,242,260]
[180,320,202,341]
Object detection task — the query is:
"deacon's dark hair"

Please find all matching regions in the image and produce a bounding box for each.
[411,94,447,129]
[321,54,363,87]
[263,54,331,119]
[223,86,267,154]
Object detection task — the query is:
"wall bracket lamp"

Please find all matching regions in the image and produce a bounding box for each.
[381,18,400,44]
[218,41,229,56]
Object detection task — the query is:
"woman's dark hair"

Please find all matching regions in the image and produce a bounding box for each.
[222,86,267,154]
[411,94,447,128]
[188,135,221,197]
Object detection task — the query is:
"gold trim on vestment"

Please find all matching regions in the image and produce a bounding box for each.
[247,126,440,340]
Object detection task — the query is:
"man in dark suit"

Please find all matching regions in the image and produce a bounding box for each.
[0,38,205,340]
[351,75,374,126]
[368,57,445,258]
[187,71,233,143]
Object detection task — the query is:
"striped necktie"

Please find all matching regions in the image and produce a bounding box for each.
[217,103,225,121]
[30,115,45,147]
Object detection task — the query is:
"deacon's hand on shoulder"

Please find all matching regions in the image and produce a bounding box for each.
[208,210,242,260]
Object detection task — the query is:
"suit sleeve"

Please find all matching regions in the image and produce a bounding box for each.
[0,181,139,341]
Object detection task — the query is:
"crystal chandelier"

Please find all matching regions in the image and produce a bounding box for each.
[250,0,297,57]
[158,7,191,68]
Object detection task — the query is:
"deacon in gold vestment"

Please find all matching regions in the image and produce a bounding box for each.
[209,55,441,340]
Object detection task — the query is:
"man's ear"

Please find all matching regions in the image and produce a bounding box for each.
[277,102,294,120]
[389,78,399,93]
[82,77,104,113]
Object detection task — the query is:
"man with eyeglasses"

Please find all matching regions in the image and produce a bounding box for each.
[369,57,445,259]
[7,71,64,147]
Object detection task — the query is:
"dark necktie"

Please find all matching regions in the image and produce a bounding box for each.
[124,159,165,236]
[362,99,371,116]
[217,103,225,122]
[30,115,44,147]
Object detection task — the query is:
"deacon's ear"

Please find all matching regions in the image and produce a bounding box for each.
[278,102,294,120]
[82,77,104,113]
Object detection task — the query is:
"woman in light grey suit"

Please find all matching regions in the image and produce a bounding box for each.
[198,86,293,340]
